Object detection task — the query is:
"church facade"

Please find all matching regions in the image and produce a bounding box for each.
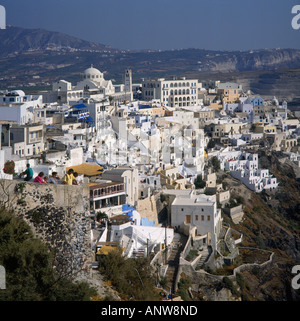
[47,66,133,105]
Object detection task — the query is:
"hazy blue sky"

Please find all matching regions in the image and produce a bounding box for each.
[1,0,300,50]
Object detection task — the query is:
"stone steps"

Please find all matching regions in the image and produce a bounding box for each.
[231,212,244,224]
[196,250,209,270]
[164,232,188,294]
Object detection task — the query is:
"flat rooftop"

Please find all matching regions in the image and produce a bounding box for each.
[172,195,215,206]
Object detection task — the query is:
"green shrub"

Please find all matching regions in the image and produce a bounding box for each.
[96,211,108,221]
[178,277,191,301]
[236,272,247,290]
[222,276,238,296]
[160,193,167,203]
[98,247,160,300]
[186,249,199,261]
[194,175,206,189]
[159,276,168,288]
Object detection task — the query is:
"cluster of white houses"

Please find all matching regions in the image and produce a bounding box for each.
[0,65,299,262]
[216,149,279,192]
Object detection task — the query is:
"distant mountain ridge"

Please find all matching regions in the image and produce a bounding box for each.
[0,26,117,56]
[1,26,300,72]
[1,25,300,104]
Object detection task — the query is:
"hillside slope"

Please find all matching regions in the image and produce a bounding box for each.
[0,26,116,57]
[220,150,300,300]
[1,26,300,97]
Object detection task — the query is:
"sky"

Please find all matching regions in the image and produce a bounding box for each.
[1,0,300,51]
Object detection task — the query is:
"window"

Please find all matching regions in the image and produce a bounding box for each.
[207,216,210,221]
[201,215,204,221]
[195,215,198,221]
[186,215,191,224]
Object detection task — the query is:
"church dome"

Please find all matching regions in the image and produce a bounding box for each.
[8,90,26,97]
[83,65,103,80]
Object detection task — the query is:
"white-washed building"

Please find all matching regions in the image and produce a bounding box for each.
[0,90,43,125]
[97,212,174,258]
[142,77,200,107]
[101,167,139,206]
[171,191,222,250]
[221,151,278,192]
[231,168,278,193]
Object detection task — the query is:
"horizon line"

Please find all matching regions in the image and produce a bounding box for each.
[3,24,299,54]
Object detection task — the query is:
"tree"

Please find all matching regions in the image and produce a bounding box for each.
[207,139,215,150]
[96,211,108,222]
[210,156,220,172]
[98,247,160,300]
[194,175,206,189]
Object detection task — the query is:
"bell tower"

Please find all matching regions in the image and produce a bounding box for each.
[124,69,133,101]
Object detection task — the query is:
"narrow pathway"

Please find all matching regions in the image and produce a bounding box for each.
[165,232,188,294]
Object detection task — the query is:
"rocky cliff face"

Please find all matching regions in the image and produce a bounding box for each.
[204,49,300,72]
[225,151,300,300]
[181,151,300,301]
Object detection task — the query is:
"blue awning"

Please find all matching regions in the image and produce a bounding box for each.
[79,116,94,123]
[139,104,152,109]
[73,103,87,109]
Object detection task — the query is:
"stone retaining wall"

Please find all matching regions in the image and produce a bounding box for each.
[179,247,274,286]
[0,179,91,278]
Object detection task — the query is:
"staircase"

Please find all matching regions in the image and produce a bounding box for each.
[231,211,244,224]
[164,232,188,294]
[195,248,210,270]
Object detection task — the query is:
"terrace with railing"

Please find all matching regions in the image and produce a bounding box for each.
[89,182,125,199]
